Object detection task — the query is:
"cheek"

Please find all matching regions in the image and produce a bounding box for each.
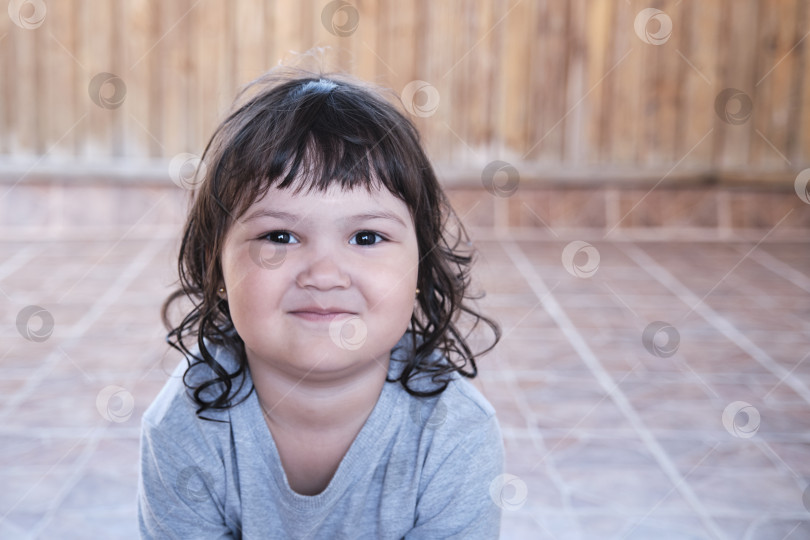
[223,257,285,325]
[364,263,418,316]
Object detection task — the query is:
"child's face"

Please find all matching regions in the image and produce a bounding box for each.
[220,182,419,377]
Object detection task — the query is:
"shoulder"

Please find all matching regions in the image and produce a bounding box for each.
[142,343,246,441]
[141,359,199,430]
[395,369,502,472]
[417,375,501,451]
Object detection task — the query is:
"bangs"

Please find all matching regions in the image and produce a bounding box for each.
[212,77,424,221]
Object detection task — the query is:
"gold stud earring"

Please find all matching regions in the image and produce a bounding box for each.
[415,288,420,296]
[218,287,226,294]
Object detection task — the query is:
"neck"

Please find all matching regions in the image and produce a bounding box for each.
[248,351,390,436]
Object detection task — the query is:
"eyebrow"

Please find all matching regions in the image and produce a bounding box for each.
[243,209,408,228]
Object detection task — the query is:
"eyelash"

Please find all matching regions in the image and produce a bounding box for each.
[261,230,387,246]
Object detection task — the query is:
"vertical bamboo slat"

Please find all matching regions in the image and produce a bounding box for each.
[586,0,610,166]
[498,0,531,157]
[0,8,9,154]
[465,0,495,159]
[159,0,188,158]
[44,1,75,159]
[680,1,719,169]
[607,1,640,166]
[124,0,152,160]
[717,0,758,170]
[350,0,378,82]
[235,0,266,85]
[798,2,810,165]
[11,11,36,155]
[79,0,109,158]
[655,0,683,165]
[751,0,797,169]
[187,0,219,155]
[534,0,569,165]
[564,0,588,165]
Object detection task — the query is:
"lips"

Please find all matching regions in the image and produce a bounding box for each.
[288,307,356,322]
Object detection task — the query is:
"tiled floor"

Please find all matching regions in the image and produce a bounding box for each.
[1,232,809,539]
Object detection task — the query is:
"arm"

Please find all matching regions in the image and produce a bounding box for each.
[138,419,236,539]
[407,415,505,539]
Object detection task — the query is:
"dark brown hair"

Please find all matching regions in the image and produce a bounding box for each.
[162,68,501,418]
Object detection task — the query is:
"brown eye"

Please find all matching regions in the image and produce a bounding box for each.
[264,231,297,244]
[351,231,383,246]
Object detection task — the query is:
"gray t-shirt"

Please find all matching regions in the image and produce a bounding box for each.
[138,334,504,539]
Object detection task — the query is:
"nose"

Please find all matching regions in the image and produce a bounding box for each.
[295,242,351,291]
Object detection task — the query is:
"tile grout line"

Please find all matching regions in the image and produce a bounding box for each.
[736,245,810,294]
[618,243,810,407]
[500,239,727,540]
[0,245,45,281]
[0,238,169,420]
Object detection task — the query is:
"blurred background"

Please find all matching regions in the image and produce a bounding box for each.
[1,0,809,538]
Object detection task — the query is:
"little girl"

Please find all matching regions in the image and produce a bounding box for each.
[139,67,503,539]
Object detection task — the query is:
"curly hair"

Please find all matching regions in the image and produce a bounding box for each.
[162,68,501,419]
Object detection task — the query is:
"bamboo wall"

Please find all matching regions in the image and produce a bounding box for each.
[0,0,808,180]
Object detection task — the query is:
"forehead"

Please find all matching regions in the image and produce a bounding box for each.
[242,183,413,225]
